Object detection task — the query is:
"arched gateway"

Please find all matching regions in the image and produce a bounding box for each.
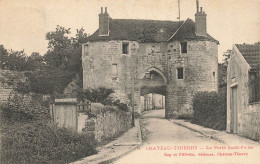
[137,67,167,114]
[82,5,219,119]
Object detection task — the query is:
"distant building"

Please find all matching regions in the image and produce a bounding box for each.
[0,70,26,103]
[82,1,219,118]
[227,44,260,141]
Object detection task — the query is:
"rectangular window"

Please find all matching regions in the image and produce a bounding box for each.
[180,42,187,53]
[84,44,89,55]
[249,72,260,103]
[177,67,184,79]
[145,72,150,79]
[122,43,129,54]
[112,64,118,77]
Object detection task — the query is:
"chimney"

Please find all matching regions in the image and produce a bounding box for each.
[99,7,109,36]
[195,1,207,36]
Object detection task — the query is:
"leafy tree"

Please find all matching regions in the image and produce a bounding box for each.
[2,25,87,95]
[44,26,72,68]
[0,49,27,71]
[25,52,44,71]
[254,41,260,46]
[44,25,87,71]
[222,49,231,66]
[0,45,8,69]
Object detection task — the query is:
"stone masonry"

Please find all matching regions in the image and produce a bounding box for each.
[227,44,260,141]
[82,4,219,118]
[83,103,132,142]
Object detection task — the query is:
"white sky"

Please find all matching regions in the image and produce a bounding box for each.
[0,0,260,62]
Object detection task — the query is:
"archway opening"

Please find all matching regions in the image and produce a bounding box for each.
[138,69,166,117]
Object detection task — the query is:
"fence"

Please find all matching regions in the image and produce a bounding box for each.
[50,98,91,132]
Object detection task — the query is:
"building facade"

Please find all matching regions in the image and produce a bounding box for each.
[227,44,260,141]
[82,3,219,118]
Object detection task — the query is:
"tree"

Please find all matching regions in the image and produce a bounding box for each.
[19,26,88,94]
[44,26,87,72]
[0,48,27,71]
[26,52,44,71]
[9,26,87,95]
[254,41,260,46]
[44,26,73,68]
[0,45,9,69]
[222,49,231,66]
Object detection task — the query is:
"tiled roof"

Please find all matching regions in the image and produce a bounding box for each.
[168,19,219,43]
[236,44,260,70]
[85,18,218,43]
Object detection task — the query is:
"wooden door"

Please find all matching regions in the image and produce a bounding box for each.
[230,86,238,134]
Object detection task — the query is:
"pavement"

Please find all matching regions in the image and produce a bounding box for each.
[114,109,260,164]
[72,109,260,164]
[71,119,142,164]
[169,119,260,146]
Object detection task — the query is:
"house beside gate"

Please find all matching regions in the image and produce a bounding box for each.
[227,44,260,141]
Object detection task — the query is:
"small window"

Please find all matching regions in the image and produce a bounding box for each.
[213,72,216,82]
[122,43,129,54]
[180,42,187,53]
[177,67,184,79]
[145,72,150,79]
[84,44,89,55]
[112,64,118,77]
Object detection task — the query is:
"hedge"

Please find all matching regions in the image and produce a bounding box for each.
[1,121,97,163]
[0,94,97,163]
[192,87,227,130]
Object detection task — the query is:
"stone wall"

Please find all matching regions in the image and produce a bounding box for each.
[226,46,249,134]
[0,70,26,103]
[83,103,132,142]
[82,41,137,105]
[166,40,218,118]
[227,45,260,141]
[241,103,260,141]
[82,40,218,118]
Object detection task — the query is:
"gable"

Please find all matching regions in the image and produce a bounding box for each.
[168,19,218,43]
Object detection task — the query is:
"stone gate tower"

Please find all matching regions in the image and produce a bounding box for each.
[82,2,219,118]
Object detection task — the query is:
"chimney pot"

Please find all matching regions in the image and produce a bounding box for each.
[196,0,199,13]
[195,5,207,36]
[99,7,109,36]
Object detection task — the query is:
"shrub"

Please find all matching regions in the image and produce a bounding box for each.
[192,89,226,130]
[0,121,97,164]
[0,94,97,163]
[15,69,76,95]
[1,94,50,123]
[78,87,129,112]
[79,87,114,103]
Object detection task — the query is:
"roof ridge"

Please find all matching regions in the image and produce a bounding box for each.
[236,43,260,47]
[112,18,183,23]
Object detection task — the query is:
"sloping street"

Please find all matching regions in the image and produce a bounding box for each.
[113,109,260,164]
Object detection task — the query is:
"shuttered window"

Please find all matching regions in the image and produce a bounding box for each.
[112,64,118,77]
